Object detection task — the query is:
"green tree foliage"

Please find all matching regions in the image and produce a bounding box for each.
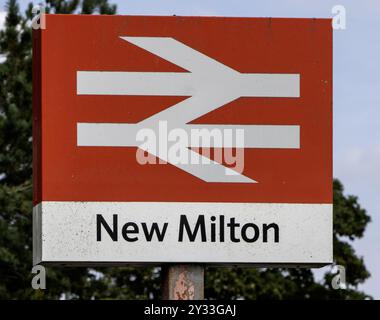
[0,0,117,300]
[0,0,372,299]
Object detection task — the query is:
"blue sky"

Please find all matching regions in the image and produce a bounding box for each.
[1,0,379,298]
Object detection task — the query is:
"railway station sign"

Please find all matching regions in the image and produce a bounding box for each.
[33,15,332,266]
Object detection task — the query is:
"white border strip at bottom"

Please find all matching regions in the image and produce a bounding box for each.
[33,201,332,266]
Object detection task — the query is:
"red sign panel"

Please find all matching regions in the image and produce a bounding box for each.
[34,15,332,204]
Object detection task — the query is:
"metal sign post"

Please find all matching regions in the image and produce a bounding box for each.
[162,265,204,300]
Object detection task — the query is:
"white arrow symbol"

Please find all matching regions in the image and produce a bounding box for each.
[76,37,300,183]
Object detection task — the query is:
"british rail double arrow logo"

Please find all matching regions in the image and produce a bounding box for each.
[76,37,300,183]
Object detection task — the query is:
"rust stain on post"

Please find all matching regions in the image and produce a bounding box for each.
[174,266,195,299]
[162,264,204,300]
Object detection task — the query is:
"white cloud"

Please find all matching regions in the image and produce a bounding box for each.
[335,145,380,190]
[0,10,5,30]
